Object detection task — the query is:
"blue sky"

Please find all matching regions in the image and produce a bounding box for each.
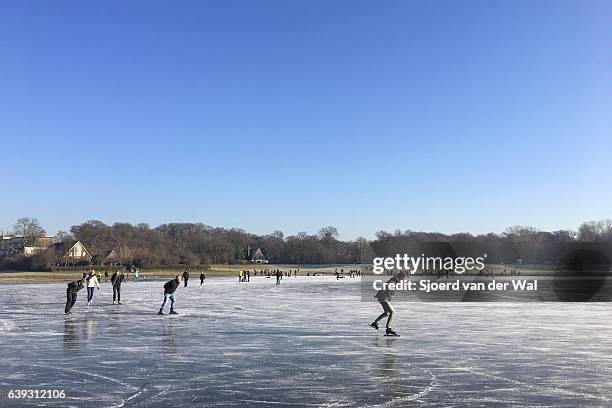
[1,0,611,239]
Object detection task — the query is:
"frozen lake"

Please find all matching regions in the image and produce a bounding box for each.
[0,276,611,407]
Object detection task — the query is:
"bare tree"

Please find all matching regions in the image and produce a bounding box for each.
[577,219,612,241]
[271,230,284,240]
[318,226,339,241]
[14,217,46,246]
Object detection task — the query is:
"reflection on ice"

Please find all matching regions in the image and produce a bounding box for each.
[0,276,611,407]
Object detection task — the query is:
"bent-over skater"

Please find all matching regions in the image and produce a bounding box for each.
[65,279,86,315]
[370,272,407,336]
[158,275,181,315]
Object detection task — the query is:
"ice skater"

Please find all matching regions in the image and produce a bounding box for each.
[182,268,189,287]
[370,272,407,337]
[200,272,206,287]
[275,269,282,285]
[86,270,100,305]
[158,275,181,315]
[65,279,86,315]
[111,270,125,304]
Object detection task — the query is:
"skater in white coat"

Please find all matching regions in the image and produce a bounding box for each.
[86,270,100,305]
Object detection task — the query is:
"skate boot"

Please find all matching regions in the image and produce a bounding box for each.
[370,322,379,331]
[113,300,116,305]
[169,310,178,315]
[385,328,399,337]
[118,302,122,305]
[158,310,164,315]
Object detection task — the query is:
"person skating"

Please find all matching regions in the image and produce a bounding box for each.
[275,269,282,285]
[111,270,125,304]
[370,272,407,336]
[65,279,86,315]
[86,270,100,305]
[199,272,206,287]
[182,268,189,287]
[158,275,181,315]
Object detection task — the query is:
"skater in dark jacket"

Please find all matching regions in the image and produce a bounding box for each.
[65,279,86,314]
[158,276,181,315]
[275,270,282,285]
[182,268,189,287]
[111,270,125,304]
[199,272,206,287]
[370,272,407,336]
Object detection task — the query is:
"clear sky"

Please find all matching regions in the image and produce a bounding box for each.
[1,0,611,240]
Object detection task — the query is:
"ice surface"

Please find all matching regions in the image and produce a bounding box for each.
[0,276,611,407]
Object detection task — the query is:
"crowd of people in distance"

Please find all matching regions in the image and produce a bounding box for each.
[334,268,363,280]
[238,269,250,282]
[236,268,304,284]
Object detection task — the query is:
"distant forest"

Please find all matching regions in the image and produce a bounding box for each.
[2,218,612,271]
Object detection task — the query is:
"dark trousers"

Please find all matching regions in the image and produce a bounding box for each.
[65,289,77,313]
[184,278,188,287]
[87,287,95,302]
[160,292,175,312]
[374,301,396,329]
[113,285,121,302]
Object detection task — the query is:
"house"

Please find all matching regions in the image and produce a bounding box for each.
[63,241,93,262]
[0,235,54,257]
[250,247,268,264]
[24,236,54,256]
[53,240,93,265]
[0,235,21,257]
[95,250,120,266]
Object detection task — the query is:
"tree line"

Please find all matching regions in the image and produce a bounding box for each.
[1,218,612,271]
